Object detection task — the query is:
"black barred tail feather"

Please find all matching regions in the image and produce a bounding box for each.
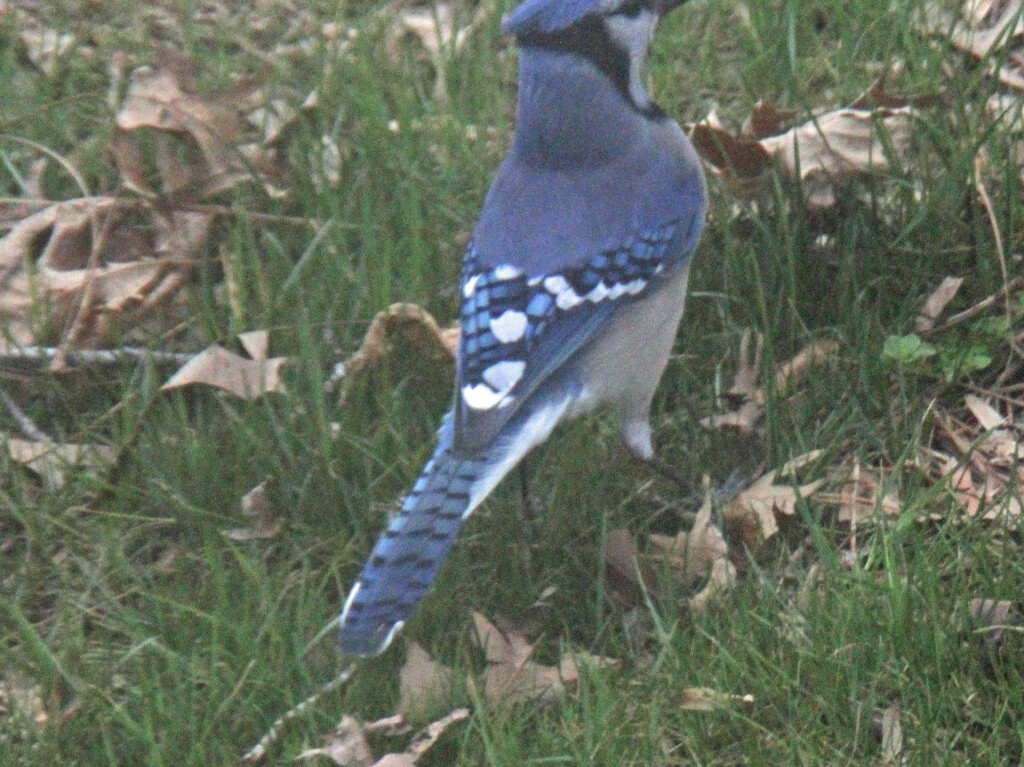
[338,418,482,656]
[338,390,574,656]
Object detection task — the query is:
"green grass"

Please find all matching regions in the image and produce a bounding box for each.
[2,0,1023,764]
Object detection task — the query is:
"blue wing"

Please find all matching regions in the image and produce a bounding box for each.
[452,211,703,453]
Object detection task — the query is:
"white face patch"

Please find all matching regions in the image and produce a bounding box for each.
[490,309,528,343]
[482,360,526,392]
[604,9,658,110]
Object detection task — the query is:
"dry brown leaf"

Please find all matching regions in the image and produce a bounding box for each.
[938,0,1024,57]
[689,120,772,197]
[238,329,270,360]
[471,613,615,707]
[472,613,562,705]
[296,715,373,766]
[604,527,652,594]
[397,641,455,722]
[4,434,116,490]
[849,73,944,111]
[361,715,411,738]
[931,403,1022,525]
[688,557,738,615]
[817,460,902,525]
[702,333,835,432]
[920,0,1024,89]
[371,709,469,767]
[741,100,799,139]
[18,18,77,76]
[693,103,914,206]
[0,198,203,350]
[224,481,281,541]
[964,394,1009,431]
[161,345,288,400]
[968,598,1019,652]
[879,706,903,764]
[387,2,495,103]
[774,339,839,391]
[398,4,470,56]
[916,276,964,333]
[647,493,728,584]
[722,452,824,549]
[676,686,754,711]
[111,61,257,199]
[760,108,913,207]
[700,329,764,431]
[339,303,458,398]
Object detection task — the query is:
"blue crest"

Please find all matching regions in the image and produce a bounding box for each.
[502,0,607,35]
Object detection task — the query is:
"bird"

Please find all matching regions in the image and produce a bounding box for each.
[338,0,707,657]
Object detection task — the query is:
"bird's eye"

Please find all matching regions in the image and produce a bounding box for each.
[618,0,646,17]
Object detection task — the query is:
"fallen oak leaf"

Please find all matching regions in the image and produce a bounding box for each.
[604,527,654,598]
[111,61,257,199]
[878,705,903,764]
[161,345,288,400]
[223,481,281,541]
[471,613,616,707]
[371,708,469,767]
[701,333,836,433]
[338,303,458,401]
[0,197,202,350]
[647,489,728,585]
[917,0,1024,89]
[721,452,824,549]
[688,557,737,615]
[472,612,564,705]
[295,714,373,766]
[4,433,116,490]
[816,459,902,525]
[397,641,455,722]
[700,329,764,432]
[760,107,914,208]
[693,104,914,208]
[238,329,270,360]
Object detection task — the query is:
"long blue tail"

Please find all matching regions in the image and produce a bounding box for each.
[338,417,481,655]
[338,393,573,656]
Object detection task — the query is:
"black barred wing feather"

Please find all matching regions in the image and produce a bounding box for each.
[453,216,697,452]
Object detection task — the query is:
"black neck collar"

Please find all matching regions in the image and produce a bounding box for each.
[516,18,666,120]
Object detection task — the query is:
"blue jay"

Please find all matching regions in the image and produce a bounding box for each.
[339,0,707,656]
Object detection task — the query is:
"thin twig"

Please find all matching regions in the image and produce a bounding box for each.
[0,196,326,230]
[0,385,52,441]
[241,661,360,763]
[0,346,195,370]
[927,277,1024,334]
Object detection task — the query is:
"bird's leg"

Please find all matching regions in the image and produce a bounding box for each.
[515,458,537,574]
[637,451,692,496]
[620,417,693,496]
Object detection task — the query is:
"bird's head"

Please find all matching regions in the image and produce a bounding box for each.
[503,0,690,116]
[503,0,688,38]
